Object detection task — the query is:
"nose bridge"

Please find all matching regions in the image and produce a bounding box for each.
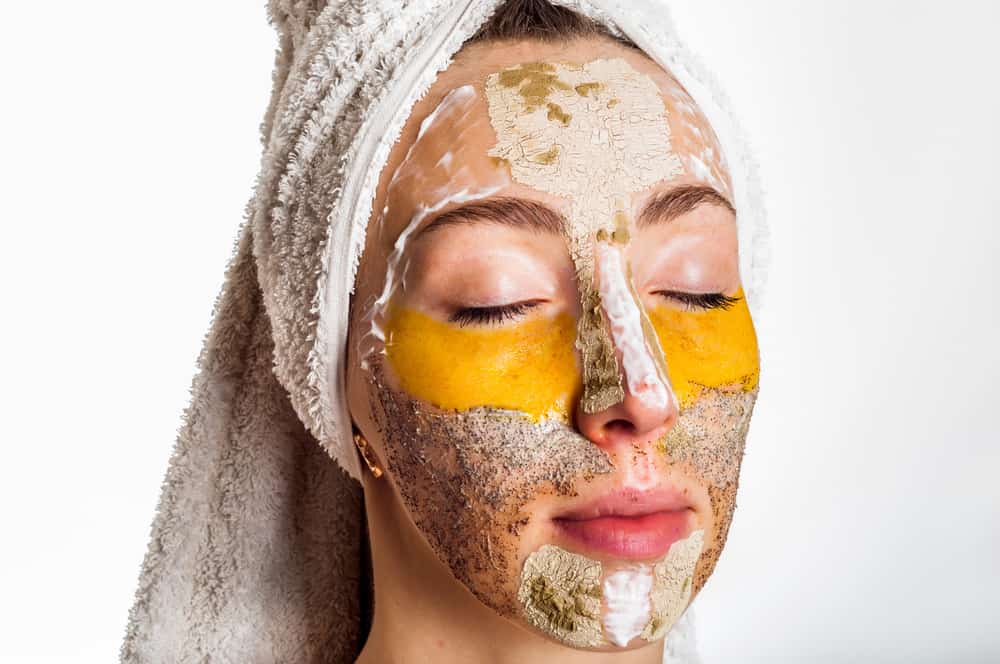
[595,240,675,415]
[574,235,678,447]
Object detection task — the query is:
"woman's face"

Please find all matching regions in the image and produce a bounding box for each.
[347,37,758,650]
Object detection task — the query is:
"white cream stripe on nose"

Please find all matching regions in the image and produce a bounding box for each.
[594,241,675,412]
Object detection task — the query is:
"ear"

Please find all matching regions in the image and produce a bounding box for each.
[345,330,387,483]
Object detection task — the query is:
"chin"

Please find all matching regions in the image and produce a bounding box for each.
[506,480,716,649]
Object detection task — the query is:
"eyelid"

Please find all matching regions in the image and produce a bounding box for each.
[653,290,741,311]
[448,300,544,327]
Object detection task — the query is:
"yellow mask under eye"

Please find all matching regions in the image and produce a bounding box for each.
[384,304,580,421]
[384,289,758,419]
[647,288,760,408]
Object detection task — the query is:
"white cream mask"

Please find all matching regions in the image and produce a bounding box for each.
[594,239,674,412]
[360,83,510,366]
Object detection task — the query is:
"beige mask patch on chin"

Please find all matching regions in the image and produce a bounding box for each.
[484,58,683,413]
[517,530,705,648]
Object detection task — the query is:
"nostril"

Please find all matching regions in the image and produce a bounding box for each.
[604,419,637,435]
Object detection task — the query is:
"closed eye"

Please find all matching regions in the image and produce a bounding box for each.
[449,300,543,327]
[654,290,741,311]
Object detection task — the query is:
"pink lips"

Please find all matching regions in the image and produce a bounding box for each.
[551,488,693,561]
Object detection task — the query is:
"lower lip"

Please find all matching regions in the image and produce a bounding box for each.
[552,510,692,560]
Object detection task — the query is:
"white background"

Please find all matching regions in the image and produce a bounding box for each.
[1,1,997,662]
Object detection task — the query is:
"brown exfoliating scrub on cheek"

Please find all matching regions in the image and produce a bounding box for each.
[659,387,758,596]
[366,359,614,617]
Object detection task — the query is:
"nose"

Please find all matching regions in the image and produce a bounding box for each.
[574,242,678,452]
[574,364,678,451]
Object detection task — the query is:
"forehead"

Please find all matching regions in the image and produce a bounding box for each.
[369,38,731,251]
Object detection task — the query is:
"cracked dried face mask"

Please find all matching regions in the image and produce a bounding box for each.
[347,49,759,652]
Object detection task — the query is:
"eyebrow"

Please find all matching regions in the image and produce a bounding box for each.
[636,184,736,228]
[413,184,735,239]
[416,196,565,238]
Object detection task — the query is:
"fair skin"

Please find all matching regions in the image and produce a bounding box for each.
[347,35,757,664]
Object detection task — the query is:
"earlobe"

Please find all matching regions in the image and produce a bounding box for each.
[352,424,384,479]
[345,320,385,481]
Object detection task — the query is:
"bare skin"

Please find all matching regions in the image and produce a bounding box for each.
[348,36,754,664]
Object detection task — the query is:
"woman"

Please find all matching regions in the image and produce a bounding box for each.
[120,1,768,662]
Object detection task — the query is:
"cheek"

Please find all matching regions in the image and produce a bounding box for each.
[363,359,615,620]
[647,288,760,408]
[384,305,581,420]
[646,290,760,594]
[365,307,617,626]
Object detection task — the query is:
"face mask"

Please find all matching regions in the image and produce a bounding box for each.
[352,54,759,650]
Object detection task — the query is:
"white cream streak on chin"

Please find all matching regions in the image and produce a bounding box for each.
[519,529,705,648]
[595,241,673,411]
[602,566,653,647]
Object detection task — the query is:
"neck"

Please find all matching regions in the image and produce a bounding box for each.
[354,476,664,664]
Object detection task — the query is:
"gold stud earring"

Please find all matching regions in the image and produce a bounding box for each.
[353,431,384,479]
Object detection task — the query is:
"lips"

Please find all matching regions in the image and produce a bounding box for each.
[551,488,694,561]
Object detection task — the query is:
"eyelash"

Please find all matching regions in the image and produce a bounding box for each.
[448,291,738,327]
[449,301,542,327]
[655,290,741,311]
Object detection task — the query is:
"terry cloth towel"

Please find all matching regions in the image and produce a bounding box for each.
[119,1,768,662]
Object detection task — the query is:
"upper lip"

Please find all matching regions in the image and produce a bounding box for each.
[552,487,693,521]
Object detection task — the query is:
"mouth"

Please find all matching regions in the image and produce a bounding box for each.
[550,487,694,561]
